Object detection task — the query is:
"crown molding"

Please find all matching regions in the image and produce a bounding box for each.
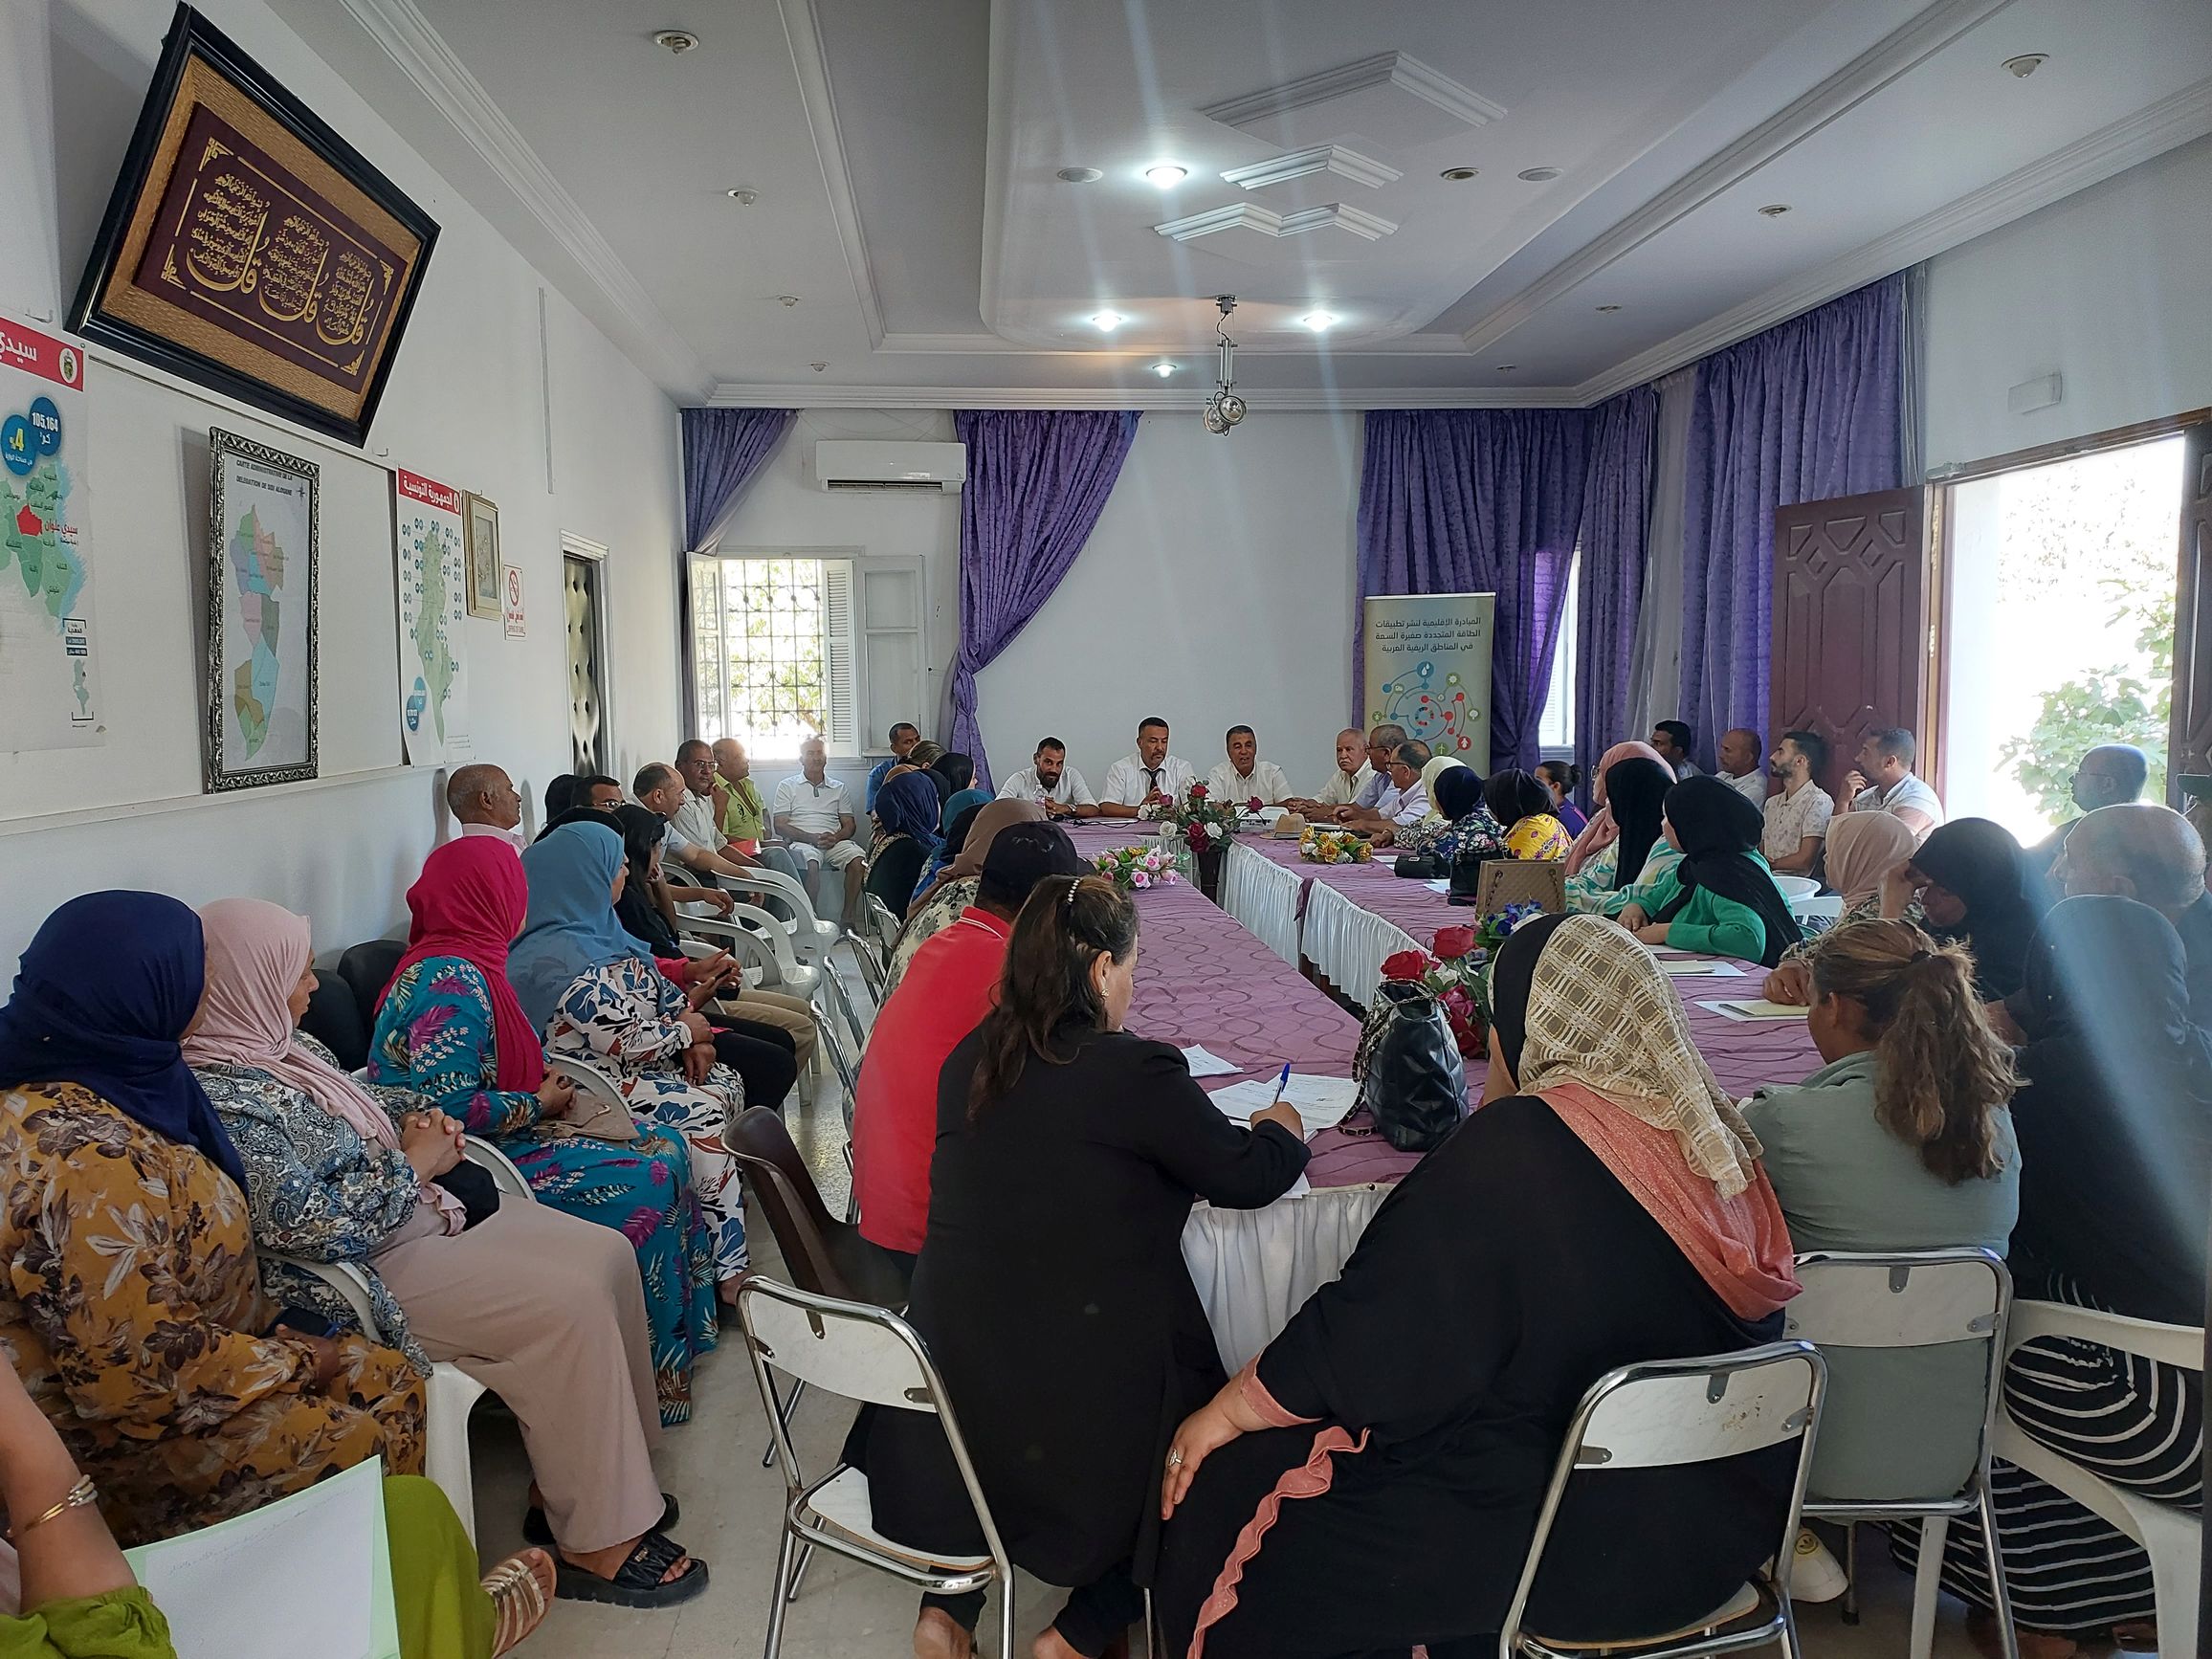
[1459,0,2017,355]
[1221,144,1401,192]
[777,0,887,351]
[1154,201,1398,243]
[1199,51,1506,135]
[334,0,710,397]
[704,382,1582,411]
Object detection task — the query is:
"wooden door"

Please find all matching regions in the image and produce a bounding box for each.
[1768,487,1930,800]
[2169,421,2212,798]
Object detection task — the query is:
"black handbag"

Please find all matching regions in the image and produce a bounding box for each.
[1393,853,1446,880]
[1448,844,1498,905]
[433,1161,501,1230]
[1352,981,1469,1152]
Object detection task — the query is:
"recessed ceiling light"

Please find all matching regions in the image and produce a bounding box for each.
[809,362,827,372]
[1494,364,1517,371]
[653,29,699,54]
[1091,311,1124,332]
[2002,53,2048,77]
[776,295,800,307]
[1440,166,1479,182]
[1056,166,1103,184]
[1151,362,1177,378]
[1300,311,1338,331]
[1143,164,1188,188]
[1516,166,1560,182]
[725,188,758,205]
[1595,303,1622,313]
[1758,202,1792,216]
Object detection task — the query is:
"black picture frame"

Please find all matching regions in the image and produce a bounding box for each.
[68,5,438,448]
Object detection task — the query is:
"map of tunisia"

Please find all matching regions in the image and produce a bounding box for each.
[229,505,284,756]
[409,523,458,742]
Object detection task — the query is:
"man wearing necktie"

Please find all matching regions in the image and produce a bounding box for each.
[1098,718,1198,818]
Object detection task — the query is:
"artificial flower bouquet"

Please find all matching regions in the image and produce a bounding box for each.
[1094,843,1181,893]
[1148,783,1246,856]
[1377,904,1550,1056]
[1299,826,1374,865]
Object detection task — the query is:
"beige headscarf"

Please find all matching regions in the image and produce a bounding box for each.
[1418,754,1468,818]
[1822,811,1916,909]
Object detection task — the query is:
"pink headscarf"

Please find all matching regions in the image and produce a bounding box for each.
[1563,740,1671,874]
[188,897,465,1235]
[382,838,545,1093]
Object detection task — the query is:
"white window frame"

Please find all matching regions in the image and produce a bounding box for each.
[1537,545,1582,761]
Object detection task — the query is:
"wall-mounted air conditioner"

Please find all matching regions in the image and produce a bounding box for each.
[814,440,967,493]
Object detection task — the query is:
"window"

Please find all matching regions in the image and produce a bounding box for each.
[1537,548,1581,755]
[688,552,925,759]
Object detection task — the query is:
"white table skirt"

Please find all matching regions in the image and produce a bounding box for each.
[1301,879,1422,1007]
[1182,1183,1395,1371]
[1221,842,1305,968]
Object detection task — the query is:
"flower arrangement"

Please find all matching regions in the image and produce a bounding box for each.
[1299,827,1374,865]
[1094,843,1181,893]
[1146,783,1247,856]
[1377,904,1550,1056]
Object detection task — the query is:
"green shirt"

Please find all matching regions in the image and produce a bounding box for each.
[1635,850,1779,962]
[716,776,767,845]
[0,1589,174,1659]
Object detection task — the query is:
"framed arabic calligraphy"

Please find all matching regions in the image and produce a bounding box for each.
[69,6,437,448]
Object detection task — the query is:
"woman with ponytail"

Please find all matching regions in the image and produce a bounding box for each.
[850,875,1310,1659]
[1741,918,2019,1501]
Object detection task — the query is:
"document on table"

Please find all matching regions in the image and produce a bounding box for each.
[1696,998,1813,1023]
[1207,1073,1360,1138]
[124,1454,395,1659]
[1178,1044,1243,1078]
[1659,958,1748,977]
[1424,878,1451,894]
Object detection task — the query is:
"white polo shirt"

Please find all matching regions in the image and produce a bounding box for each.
[1380,779,1431,826]
[1100,753,1198,807]
[1206,760,1293,807]
[1313,763,1374,807]
[998,764,1096,807]
[772,773,854,837]
[1722,769,1768,808]
[671,791,722,852]
[458,821,522,847]
[1761,782,1834,863]
[1851,773,1945,829]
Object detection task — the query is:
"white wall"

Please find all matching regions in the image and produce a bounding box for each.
[1922,134,2212,469]
[0,0,683,967]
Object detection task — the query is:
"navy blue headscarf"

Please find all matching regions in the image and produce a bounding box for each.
[0,891,247,1190]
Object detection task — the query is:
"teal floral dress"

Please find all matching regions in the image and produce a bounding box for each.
[366,956,717,1423]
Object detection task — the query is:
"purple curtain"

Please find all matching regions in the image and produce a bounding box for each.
[1357,409,1592,769]
[681,408,796,551]
[1574,387,1660,803]
[950,409,1141,787]
[1677,275,1906,769]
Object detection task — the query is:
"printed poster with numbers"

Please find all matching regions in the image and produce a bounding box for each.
[0,312,101,750]
[391,468,473,766]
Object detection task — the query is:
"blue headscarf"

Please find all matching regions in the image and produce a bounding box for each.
[508,821,658,1031]
[941,786,990,828]
[875,768,943,850]
[0,891,247,1190]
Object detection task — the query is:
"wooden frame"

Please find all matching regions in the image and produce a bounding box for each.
[206,427,318,790]
[68,5,438,447]
[463,492,501,619]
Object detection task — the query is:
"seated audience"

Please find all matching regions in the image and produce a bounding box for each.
[1098,718,1198,817]
[932,752,978,807]
[510,823,749,1302]
[866,721,922,811]
[1337,741,1433,842]
[1838,727,1945,839]
[1206,725,1294,808]
[1563,739,1670,875]
[547,772,623,821]
[1649,719,1700,779]
[1565,755,1680,915]
[1284,728,1373,815]
[770,737,870,919]
[864,770,940,921]
[913,798,984,898]
[1483,768,1573,860]
[186,898,703,1607]
[630,764,743,922]
[892,801,1046,993]
[936,771,992,854]
[1414,752,1468,820]
[1760,730,1834,876]
[1761,811,1919,1003]
[1535,760,1586,834]
[1154,914,1798,1658]
[1882,818,2047,1002]
[2031,801,2211,1028]
[1390,764,1501,865]
[368,839,717,1424]
[904,740,949,776]
[1345,723,1407,813]
[2024,744,2149,878]
[996,737,1098,818]
[1893,896,2212,1649]
[0,894,425,1545]
[1718,727,1767,807]
[448,763,525,844]
[851,823,1085,1265]
[851,875,1307,1659]
[1742,918,2018,1501]
[1620,776,1802,966]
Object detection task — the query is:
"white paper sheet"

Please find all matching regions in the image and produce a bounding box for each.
[1659,959,1748,977]
[1425,878,1451,894]
[1696,998,1813,1023]
[1178,1044,1243,1078]
[1207,1074,1360,1138]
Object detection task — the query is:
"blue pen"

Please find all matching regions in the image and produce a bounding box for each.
[1269,1062,1292,1109]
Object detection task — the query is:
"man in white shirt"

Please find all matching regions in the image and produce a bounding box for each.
[634,761,744,918]
[1718,728,1768,807]
[1287,728,1374,814]
[1097,718,1199,817]
[772,736,870,918]
[997,737,1098,819]
[1335,723,1407,818]
[447,763,522,845]
[1760,731,1834,874]
[1340,741,1433,843]
[1839,727,1945,840]
[1206,725,1294,809]
[1650,720,1700,781]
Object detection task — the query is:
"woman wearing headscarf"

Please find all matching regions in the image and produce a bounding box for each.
[1414,753,1468,821]
[933,751,978,802]
[1879,817,2048,1002]
[1153,914,1801,1657]
[892,799,1047,992]
[1483,767,1574,861]
[0,893,426,1545]
[1565,755,1681,916]
[1391,765,1504,864]
[186,899,704,1608]
[366,838,717,1425]
[913,798,988,902]
[509,821,749,1299]
[1891,897,2212,1648]
[1760,812,1920,1003]
[865,769,941,921]
[1562,739,1672,875]
[1620,777,1803,967]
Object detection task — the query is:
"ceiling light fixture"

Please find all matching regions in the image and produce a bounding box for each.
[1204,297,1246,436]
[653,29,699,54]
[725,188,758,205]
[1758,202,1792,216]
[1151,362,1177,378]
[1143,164,1188,187]
[1494,364,1517,371]
[776,295,800,307]
[1300,310,1338,331]
[1056,166,1103,184]
[809,362,827,372]
[1595,303,1622,313]
[1091,311,1124,332]
[2002,53,2048,77]
[1516,166,1560,182]
[1440,166,1479,181]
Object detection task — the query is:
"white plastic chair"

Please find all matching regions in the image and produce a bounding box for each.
[1785,1250,2017,1659]
[1789,894,1845,925]
[682,904,821,996]
[1994,1300,2204,1658]
[672,861,840,961]
[1498,1340,1825,1659]
[1772,874,1822,900]
[737,1278,1013,1659]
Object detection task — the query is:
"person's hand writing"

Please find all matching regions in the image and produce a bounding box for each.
[1762,960,1813,1006]
[1616,903,1649,931]
[400,1111,463,1180]
[1878,860,1921,919]
[536,1073,576,1115]
[1635,923,1671,946]
[1250,1099,1303,1139]
[683,1041,715,1086]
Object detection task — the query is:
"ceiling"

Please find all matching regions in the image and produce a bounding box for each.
[266,0,2212,408]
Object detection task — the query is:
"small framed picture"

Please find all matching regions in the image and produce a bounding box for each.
[463,491,501,618]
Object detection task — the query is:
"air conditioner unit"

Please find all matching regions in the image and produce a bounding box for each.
[814,440,967,493]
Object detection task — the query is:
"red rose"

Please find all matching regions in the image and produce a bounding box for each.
[1432,925,1477,961]
[1381,949,1431,983]
[1248,796,1264,812]
[1188,784,1208,800]
[1185,825,1207,852]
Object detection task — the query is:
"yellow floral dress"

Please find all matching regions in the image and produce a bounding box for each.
[0,1081,424,1547]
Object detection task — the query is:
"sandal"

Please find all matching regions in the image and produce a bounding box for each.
[553,1530,708,1608]
[523,1492,677,1548]
[481,1548,554,1657]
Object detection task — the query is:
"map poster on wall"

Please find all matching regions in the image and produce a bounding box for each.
[1362,591,1495,775]
[207,428,317,790]
[391,469,472,766]
[0,313,101,751]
